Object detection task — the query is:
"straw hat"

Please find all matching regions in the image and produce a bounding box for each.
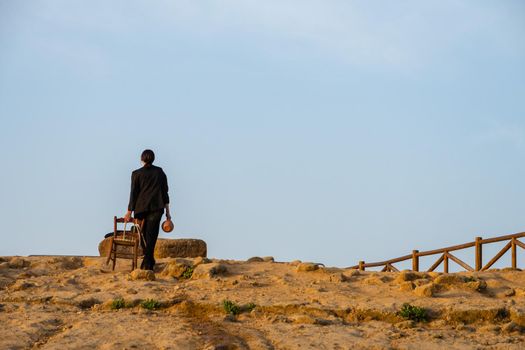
[162,219,174,233]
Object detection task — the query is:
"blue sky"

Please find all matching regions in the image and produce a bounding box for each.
[0,1,524,268]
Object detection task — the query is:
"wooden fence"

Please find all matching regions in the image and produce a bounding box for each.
[349,231,525,273]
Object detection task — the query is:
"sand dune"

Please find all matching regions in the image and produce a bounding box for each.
[0,255,524,349]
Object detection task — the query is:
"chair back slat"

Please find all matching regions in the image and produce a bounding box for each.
[115,217,144,225]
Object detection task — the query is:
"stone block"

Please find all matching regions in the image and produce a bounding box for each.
[98,238,207,259]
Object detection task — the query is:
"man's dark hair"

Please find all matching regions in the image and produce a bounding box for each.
[141,149,155,165]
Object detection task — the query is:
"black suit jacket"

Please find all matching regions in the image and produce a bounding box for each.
[128,164,170,214]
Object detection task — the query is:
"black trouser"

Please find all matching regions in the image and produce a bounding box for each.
[135,209,163,270]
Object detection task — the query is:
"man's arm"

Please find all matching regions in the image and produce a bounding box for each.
[125,172,138,221]
[161,170,171,220]
[164,203,171,220]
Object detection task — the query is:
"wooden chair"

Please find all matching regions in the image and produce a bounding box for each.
[106,216,145,271]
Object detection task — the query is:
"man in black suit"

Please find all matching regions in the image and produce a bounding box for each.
[124,149,171,270]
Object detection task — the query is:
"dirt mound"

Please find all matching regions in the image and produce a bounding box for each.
[1,256,524,349]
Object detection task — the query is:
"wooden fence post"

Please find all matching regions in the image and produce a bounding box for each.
[412,250,419,272]
[443,252,449,273]
[512,238,517,269]
[359,261,365,271]
[475,237,483,271]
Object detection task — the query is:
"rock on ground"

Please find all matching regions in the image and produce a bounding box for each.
[296,263,322,272]
[247,257,264,263]
[191,263,228,279]
[129,269,155,281]
[161,261,191,278]
[414,282,436,297]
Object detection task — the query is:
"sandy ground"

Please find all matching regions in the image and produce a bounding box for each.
[0,255,524,349]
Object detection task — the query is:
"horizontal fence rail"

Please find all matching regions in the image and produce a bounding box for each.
[348,232,525,273]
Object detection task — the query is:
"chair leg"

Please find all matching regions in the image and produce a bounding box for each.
[131,250,135,270]
[133,241,138,271]
[106,238,114,266]
[112,249,117,271]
